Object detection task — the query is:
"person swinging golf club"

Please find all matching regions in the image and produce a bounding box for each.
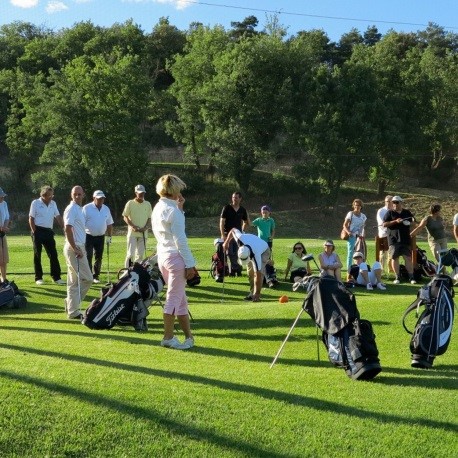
[223,228,270,302]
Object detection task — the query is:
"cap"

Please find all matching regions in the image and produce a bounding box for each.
[392,196,403,202]
[261,205,271,212]
[0,187,6,197]
[135,184,146,193]
[324,240,334,247]
[213,238,224,246]
[353,252,364,259]
[237,245,251,266]
[93,190,106,198]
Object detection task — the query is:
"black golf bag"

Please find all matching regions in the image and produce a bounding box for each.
[415,246,436,278]
[303,275,382,380]
[403,274,455,369]
[211,238,228,283]
[83,258,164,331]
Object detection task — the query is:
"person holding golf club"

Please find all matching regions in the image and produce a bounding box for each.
[83,190,114,284]
[223,228,270,302]
[0,187,10,285]
[318,240,343,281]
[220,192,250,277]
[29,185,66,286]
[382,195,417,284]
[63,186,93,320]
[122,185,152,268]
[152,174,196,350]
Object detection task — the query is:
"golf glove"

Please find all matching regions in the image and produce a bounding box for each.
[107,236,112,244]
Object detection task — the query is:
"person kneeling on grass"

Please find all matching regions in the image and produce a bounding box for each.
[223,228,270,303]
[349,252,386,291]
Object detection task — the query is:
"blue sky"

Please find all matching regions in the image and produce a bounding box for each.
[2,0,457,41]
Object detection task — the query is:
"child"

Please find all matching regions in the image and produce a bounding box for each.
[252,205,276,249]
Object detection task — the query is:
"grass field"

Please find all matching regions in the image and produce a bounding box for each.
[1,236,457,457]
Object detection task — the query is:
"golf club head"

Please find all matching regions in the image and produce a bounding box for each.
[301,254,314,262]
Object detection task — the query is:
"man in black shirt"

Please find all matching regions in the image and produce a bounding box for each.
[383,195,416,284]
[220,192,250,276]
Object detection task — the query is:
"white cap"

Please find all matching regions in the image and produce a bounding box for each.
[353,251,364,259]
[93,190,105,198]
[237,246,250,266]
[392,196,403,202]
[135,184,146,193]
[214,238,224,246]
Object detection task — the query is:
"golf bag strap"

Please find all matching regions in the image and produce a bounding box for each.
[402,298,423,334]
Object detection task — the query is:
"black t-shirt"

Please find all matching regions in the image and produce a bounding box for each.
[383,208,414,246]
[221,204,248,234]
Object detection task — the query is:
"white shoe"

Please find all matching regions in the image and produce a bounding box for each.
[160,336,185,349]
[35,279,44,285]
[410,279,417,285]
[93,278,100,284]
[393,278,400,285]
[54,279,66,285]
[377,283,386,291]
[366,283,373,291]
[182,337,194,349]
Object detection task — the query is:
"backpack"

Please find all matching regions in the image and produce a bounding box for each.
[0,281,27,309]
[211,239,229,282]
[399,264,423,283]
[402,274,455,369]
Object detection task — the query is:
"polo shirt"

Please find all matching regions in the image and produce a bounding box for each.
[29,198,60,228]
[64,201,86,245]
[83,202,114,236]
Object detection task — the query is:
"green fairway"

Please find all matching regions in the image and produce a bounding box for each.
[1,236,457,457]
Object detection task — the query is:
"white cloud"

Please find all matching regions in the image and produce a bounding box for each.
[123,0,192,11]
[46,0,69,13]
[10,0,39,8]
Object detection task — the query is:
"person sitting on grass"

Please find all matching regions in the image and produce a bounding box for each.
[318,240,343,281]
[349,252,386,291]
[284,241,311,282]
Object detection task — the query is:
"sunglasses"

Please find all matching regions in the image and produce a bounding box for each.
[294,247,303,250]
[392,201,400,204]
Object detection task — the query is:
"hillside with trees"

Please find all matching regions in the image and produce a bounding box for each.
[0,17,456,217]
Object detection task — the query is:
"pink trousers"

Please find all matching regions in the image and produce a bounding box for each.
[158,252,188,316]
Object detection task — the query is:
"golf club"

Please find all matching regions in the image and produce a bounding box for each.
[372,217,414,228]
[302,253,321,272]
[76,256,82,308]
[105,237,112,286]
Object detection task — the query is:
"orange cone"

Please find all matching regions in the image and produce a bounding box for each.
[279,295,289,303]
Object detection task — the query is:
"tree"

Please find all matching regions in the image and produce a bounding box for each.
[32,51,152,215]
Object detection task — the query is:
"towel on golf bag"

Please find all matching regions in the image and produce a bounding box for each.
[302,275,381,380]
[402,274,454,369]
[83,262,163,331]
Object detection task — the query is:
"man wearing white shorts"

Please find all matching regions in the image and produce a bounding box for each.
[351,252,386,291]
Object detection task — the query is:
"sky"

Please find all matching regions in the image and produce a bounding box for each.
[1,0,458,41]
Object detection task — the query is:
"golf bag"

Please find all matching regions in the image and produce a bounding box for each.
[0,281,27,309]
[265,262,278,287]
[403,275,455,369]
[211,238,228,283]
[415,246,436,277]
[303,275,382,380]
[83,259,164,331]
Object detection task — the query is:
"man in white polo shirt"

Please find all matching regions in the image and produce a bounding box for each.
[83,190,114,284]
[63,186,93,320]
[29,185,65,285]
[223,228,271,302]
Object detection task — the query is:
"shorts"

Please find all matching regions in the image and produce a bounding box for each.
[389,243,411,260]
[377,236,389,252]
[0,235,9,264]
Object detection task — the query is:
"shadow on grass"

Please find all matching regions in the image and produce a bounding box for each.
[1,344,457,436]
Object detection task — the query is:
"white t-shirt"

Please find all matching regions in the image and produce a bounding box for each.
[232,229,269,271]
[356,261,381,286]
[83,202,114,236]
[453,213,458,226]
[376,206,390,238]
[29,198,60,229]
[64,201,86,245]
[345,211,367,236]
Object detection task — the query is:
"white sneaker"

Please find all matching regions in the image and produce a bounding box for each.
[366,283,373,291]
[35,279,44,285]
[377,283,386,291]
[410,279,417,285]
[182,337,194,349]
[54,279,66,285]
[93,279,100,284]
[393,278,400,284]
[160,336,185,349]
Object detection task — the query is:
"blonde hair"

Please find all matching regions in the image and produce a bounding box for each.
[352,198,363,208]
[156,174,186,197]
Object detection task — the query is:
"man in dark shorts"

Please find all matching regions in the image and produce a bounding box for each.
[383,195,416,284]
[220,192,250,276]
